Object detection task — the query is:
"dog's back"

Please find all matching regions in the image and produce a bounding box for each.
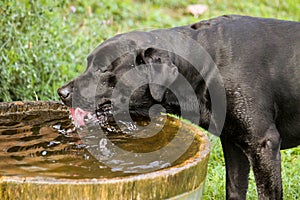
[180,15,300,148]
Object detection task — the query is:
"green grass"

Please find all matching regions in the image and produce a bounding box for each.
[204,137,300,200]
[1,0,299,199]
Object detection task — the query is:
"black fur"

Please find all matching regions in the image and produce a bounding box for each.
[58,15,300,200]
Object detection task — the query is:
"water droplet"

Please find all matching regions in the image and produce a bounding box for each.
[41,150,47,156]
[53,124,61,130]
[99,138,107,148]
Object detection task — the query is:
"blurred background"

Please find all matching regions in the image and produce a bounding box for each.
[1,1,299,199]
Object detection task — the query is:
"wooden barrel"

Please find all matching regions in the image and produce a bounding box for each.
[0,101,210,200]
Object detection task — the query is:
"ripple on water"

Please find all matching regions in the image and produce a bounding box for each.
[0,102,199,179]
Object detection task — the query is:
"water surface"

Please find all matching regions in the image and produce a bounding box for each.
[0,102,199,179]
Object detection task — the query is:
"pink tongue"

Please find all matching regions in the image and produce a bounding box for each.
[70,108,91,126]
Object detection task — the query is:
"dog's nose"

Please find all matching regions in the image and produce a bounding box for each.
[58,86,70,100]
[57,83,73,106]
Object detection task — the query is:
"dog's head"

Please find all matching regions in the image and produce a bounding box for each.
[58,30,213,129]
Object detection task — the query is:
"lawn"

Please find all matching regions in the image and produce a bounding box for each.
[1,0,299,199]
[206,136,300,199]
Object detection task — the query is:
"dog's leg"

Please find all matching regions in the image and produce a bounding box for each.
[249,124,282,200]
[221,135,250,200]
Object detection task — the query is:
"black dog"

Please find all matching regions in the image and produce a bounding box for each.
[58,15,300,199]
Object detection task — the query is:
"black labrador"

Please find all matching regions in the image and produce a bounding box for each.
[58,15,300,200]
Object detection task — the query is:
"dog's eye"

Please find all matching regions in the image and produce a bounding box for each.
[96,68,107,73]
[94,63,108,73]
[135,55,145,65]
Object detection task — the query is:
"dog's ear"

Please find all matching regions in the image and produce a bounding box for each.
[142,48,178,102]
